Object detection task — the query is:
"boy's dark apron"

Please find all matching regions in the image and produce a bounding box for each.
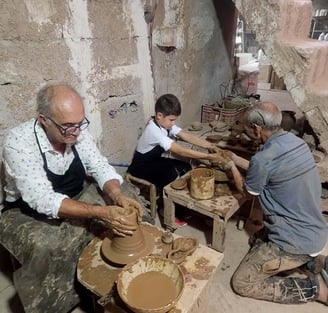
[128,119,191,190]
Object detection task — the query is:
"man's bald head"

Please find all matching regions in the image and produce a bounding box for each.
[245,101,282,130]
[37,83,82,118]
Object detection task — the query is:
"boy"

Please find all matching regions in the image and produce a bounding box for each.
[128,94,223,225]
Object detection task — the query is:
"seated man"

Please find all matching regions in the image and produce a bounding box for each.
[0,83,144,313]
[221,102,328,305]
[128,94,222,225]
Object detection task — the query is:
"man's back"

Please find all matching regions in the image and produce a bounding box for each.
[246,131,327,254]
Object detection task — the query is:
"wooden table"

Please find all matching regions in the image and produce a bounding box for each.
[163,172,245,252]
[77,224,224,313]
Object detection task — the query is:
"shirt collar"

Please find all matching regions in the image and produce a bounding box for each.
[263,128,287,147]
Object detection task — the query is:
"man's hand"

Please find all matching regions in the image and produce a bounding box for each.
[102,205,138,237]
[114,194,143,223]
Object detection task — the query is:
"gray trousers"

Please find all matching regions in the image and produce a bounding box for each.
[0,182,148,313]
[231,238,321,304]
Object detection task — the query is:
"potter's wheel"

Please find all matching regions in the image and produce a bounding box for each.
[101,224,155,265]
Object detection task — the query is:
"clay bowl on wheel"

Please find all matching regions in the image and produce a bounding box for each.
[117,256,184,313]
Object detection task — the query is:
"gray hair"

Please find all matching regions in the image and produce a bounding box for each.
[245,102,282,130]
[36,83,78,117]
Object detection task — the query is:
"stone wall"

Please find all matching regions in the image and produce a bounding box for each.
[234,0,328,181]
[0,0,231,168]
[0,0,154,166]
[150,0,232,126]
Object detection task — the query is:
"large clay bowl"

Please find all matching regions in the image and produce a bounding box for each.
[117,256,184,313]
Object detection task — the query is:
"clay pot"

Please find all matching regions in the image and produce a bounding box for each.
[101,207,154,265]
[189,168,215,200]
[281,110,296,131]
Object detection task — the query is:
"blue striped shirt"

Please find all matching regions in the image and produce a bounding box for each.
[245,130,327,254]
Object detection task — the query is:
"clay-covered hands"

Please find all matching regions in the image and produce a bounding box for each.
[208,147,247,195]
[208,147,235,171]
[113,194,143,223]
[103,205,138,237]
[208,146,233,159]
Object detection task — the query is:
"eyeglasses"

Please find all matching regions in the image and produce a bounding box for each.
[47,116,90,135]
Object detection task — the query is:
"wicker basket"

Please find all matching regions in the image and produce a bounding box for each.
[201,103,248,124]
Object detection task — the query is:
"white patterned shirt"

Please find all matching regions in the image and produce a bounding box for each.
[3,119,123,218]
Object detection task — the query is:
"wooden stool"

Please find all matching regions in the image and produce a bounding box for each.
[163,172,245,252]
[125,173,158,219]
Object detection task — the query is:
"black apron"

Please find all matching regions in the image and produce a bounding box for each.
[3,119,86,213]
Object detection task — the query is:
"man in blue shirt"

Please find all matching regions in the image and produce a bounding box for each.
[224,102,328,305]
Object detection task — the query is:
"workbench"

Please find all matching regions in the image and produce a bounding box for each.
[180,122,257,159]
[77,223,224,313]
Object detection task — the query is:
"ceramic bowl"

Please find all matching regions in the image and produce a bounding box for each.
[170,178,187,190]
[117,256,184,313]
[205,134,222,143]
[190,121,202,131]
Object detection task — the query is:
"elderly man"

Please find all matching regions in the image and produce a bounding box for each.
[0,83,144,313]
[221,102,328,306]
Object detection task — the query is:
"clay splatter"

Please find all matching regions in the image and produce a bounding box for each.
[189,257,215,280]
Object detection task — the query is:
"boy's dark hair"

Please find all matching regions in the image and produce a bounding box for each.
[155,94,181,117]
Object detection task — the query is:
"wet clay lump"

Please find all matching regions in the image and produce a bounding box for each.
[101,207,154,265]
[127,271,177,309]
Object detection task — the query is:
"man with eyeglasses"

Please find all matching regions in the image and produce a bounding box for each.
[0,83,145,313]
[216,102,328,306]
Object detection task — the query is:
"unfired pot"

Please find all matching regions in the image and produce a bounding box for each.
[189,168,215,200]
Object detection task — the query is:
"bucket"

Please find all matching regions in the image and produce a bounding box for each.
[189,168,215,200]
